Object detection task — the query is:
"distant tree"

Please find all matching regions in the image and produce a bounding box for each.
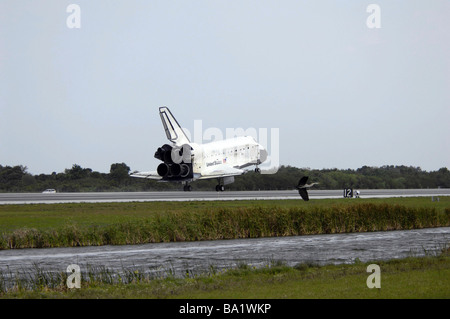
[65,164,83,179]
[64,164,93,180]
[1,163,449,192]
[0,165,28,190]
[435,167,450,188]
[21,174,36,186]
[110,163,131,184]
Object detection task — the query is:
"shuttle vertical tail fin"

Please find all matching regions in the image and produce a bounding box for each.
[159,107,190,146]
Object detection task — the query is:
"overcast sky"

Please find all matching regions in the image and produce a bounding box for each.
[1,1,449,175]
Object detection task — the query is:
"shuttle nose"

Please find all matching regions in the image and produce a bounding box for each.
[259,146,268,163]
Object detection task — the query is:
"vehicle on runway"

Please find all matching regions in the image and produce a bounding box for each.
[42,189,57,194]
[130,107,268,191]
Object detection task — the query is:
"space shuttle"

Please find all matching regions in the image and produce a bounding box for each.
[130,107,268,191]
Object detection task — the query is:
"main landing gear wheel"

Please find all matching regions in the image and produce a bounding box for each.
[215,185,225,192]
[183,184,192,191]
[255,167,261,173]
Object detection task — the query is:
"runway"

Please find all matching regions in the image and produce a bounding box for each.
[0,189,449,204]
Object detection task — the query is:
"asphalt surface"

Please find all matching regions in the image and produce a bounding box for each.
[0,189,449,204]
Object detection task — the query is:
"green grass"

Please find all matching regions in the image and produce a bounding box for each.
[1,197,448,299]
[2,255,449,299]
[1,197,448,231]
[0,197,449,249]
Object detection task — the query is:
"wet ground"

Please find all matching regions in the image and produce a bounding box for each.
[0,227,448,278]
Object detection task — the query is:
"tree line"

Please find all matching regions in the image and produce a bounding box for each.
[0,163,449,193]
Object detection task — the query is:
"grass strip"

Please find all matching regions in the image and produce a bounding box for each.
[1,255,449,299]
[1,199,449,249]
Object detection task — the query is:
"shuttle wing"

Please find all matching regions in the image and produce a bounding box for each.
[199,164,244,179]
[129,171,162,180]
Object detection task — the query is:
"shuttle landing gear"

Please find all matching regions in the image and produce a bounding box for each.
[215,176,233,192]
[183,183,192,191]
[216,177,225,192]
[215,184,225,192]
